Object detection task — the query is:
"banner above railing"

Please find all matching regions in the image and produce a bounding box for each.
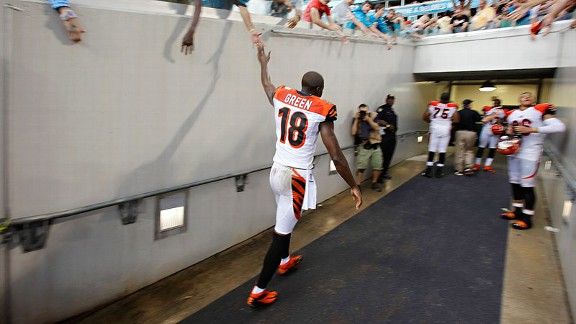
[391,0,455,16]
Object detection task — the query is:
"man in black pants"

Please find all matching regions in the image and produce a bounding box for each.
[376,94,398,182]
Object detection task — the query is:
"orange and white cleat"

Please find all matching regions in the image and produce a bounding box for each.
[471,164,481,172]
[277,255,303,275]
[512,219,532,230]
[247,290,278,307]
[483,165,495,173]
[500,208,518,220]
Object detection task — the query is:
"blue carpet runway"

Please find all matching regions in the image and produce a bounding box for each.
[183,162,511,323]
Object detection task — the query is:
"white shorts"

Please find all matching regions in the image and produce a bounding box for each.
[269,162,317,235]
[428,126,451,153]
[507,156,539,187]
[479,126,498,149]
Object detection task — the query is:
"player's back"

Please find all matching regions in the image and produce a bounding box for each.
[428,101,458,127]
[272,86,337,169]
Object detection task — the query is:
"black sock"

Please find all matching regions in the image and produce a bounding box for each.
[438,153,446,166]
[427,151,435,163]
[511,183,523,201]
[511,183,524,217]
[488,148,496,159]
[280,233,291,260]
[256,232,291,289]
[476,147,485,159]
[523,187,536,211]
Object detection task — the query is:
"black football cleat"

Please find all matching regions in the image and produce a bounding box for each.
[422,166,433,178]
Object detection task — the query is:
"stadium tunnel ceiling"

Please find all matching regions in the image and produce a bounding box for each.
[413,68,556,82]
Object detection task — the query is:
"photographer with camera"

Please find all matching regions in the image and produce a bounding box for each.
[352,104,383,191]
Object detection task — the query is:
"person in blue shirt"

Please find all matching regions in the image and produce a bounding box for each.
[49,0,85,42]
[368,4,392,48]
[344,1,375,34]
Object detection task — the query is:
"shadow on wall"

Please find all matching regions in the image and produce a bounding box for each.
[117,21,233,198]
[163,2,234,63]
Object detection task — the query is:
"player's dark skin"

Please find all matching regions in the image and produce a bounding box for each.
[256,42,362,209]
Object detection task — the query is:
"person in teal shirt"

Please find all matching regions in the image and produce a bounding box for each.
[344,1,375,34]
[49,0,85,42]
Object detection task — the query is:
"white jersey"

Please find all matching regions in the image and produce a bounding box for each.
[507,106,546,161]
[428,101,458,127]
[484,106,505,126]
[427,101,459,135]
[272,86,337,169]
[480,106,505,146]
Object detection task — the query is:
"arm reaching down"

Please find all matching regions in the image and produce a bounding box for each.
[235,1,263,45]
[181,0,203,54]
[320,121,362,209]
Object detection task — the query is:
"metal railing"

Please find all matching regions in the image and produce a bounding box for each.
[269,28,393,46]
[0,130,427,251]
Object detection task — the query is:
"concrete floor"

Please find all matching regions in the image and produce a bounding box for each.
[500,183,573,324]
[69,158,572,324]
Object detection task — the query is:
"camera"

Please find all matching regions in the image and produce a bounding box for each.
[359,110,367,119]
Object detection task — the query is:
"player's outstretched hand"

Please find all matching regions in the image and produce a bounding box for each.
[256,42,271,65]
[351,186,362,210]
[181,31,195,55]
[250,29,263,46]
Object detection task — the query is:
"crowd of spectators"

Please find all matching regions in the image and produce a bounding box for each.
[265,0,575,41]
[47,0,574,47]
[393,0,575,38]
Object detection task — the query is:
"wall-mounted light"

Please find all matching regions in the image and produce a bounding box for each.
[329,160,337,175]
[479,80,496,92]
[417,136,423,143]
[563,200,572,222]
[156,191,188,239]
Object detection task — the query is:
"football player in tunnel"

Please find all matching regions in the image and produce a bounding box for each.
[501,92,566,230]
[473,99,506,173]
[422,92,460,178]
[247,42,362,307]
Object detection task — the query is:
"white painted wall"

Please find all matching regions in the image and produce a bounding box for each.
[2,1,434,322]
[542,28,576,317]
[6,0,425,219]
[413,22,572,74]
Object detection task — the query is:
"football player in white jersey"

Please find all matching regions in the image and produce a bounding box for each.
[501,92,566,230]
[473,99,506,173]
[422,92,460,178]
[247,42,362,307]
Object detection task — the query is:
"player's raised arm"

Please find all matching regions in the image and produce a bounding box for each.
[320,120,362,209]
[256,43,276,105]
